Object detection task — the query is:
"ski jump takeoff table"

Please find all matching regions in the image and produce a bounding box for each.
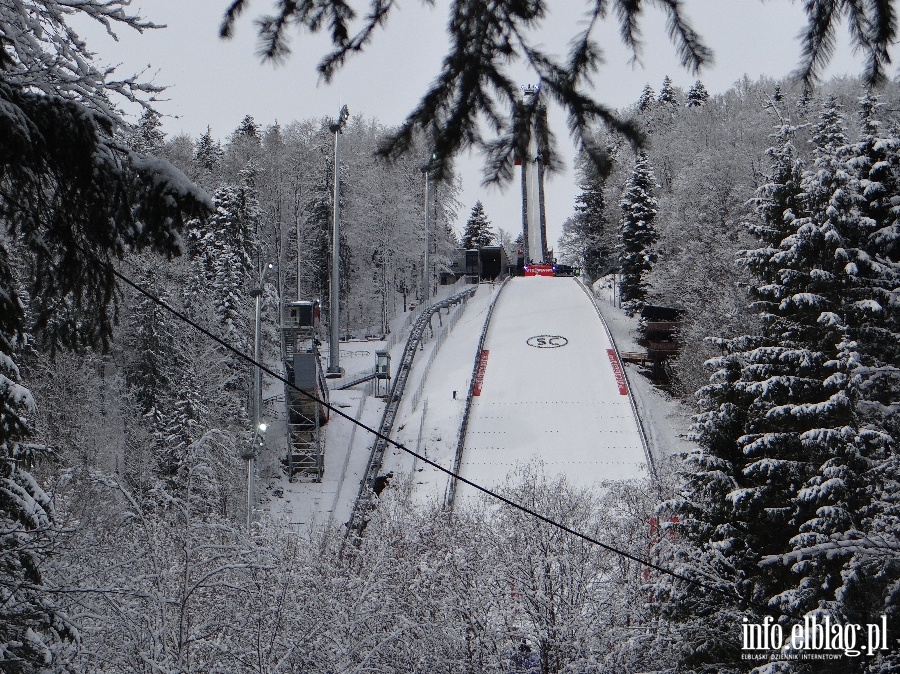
[456,276,647,500]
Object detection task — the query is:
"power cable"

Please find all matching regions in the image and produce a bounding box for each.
[109,258,728,597]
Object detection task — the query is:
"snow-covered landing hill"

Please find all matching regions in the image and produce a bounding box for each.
[264,278,697,528]
[455,276,649,501]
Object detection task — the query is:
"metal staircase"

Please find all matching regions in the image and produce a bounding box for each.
[345,285,477,537]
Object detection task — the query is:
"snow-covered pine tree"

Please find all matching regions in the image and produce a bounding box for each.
[235,163,263,271]
[193,126,224,189]
[840,93,900,435]
[233,115,261,143]
[572,167,613,280]
[462,201,495,248]
[178,178,263,450]
[0,240,78,670]
[757,95,898,662]
[746,120,805,249]
[123,271,177,415]
[132,108,166,154]
[618,152,658,312]
[656,96,900,673]
[772,94,900,659]
[205,184,257,384]
[657,75,679,109]
[225,116,264,183]
[304,175,334,301]
[0,1,210,669]
[637,84,655,113]
[686,79,710,108]
[296,124,353,326]
[195,127,221,169]
[155,375,203,483]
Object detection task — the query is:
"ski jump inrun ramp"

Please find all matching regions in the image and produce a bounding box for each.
[454,276,649,501]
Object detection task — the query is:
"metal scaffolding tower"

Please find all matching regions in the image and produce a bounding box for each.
[282,300,328,482]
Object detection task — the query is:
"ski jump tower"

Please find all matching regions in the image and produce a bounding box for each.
[282,300,328,482]
[520,84,549,263]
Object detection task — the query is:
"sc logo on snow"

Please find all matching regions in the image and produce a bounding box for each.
[527,335,568,348]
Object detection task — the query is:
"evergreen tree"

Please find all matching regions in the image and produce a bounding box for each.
[637,84,655,113]
[123,271,177,415]
[233,114,261,143]
[194,126,224,174]
[156,364,205,481]
[560,167,613,280]
[617,152,658,311]
[686,79,709,107]
[657,75,679,108]
[132,108,166,153]
[0,2,211,669]
[302,163,335,302]
[226,116,264,181]
[746,121,805,248]
[657,97,900,673]
[196,183,257,341]
[461,201,495,248]
[786,95,900,651]
[298,125,352,321]
[797,86,813,113]
[850,93,900,264]
[0,246,77,668]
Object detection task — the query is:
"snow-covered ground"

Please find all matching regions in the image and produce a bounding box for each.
[258,279,489,527]
[259,276,697,529]
[380,282,502,503]
[590,279,697,463]
[455,276,649,501]
[259,353,386,529]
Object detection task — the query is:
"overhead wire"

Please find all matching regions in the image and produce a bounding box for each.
[107,254,731,598]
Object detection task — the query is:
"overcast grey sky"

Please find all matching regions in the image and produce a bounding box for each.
[81,1,884,249]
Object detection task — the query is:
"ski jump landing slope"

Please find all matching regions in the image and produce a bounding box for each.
[456,276,648,500]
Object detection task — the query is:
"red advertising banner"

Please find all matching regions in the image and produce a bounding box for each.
[607,349,628,395]
[473,350,489,396]
[523,263,555,277]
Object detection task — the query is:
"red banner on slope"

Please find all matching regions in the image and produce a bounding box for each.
[473,350,489,396]
[607,349,628,395]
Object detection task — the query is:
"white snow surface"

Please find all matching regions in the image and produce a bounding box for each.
[592,283,697,463]
[455,276,649,501]
[380,282,502,503]
[260,280,489,526]
[261,276,697,528]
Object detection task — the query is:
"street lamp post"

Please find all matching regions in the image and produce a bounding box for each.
[244,261,274,530]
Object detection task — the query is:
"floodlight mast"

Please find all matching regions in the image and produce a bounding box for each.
[246,261,274,529]
[421,153,437,310]
[328,105,349,376]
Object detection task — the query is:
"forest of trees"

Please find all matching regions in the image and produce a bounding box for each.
[558,75,900,673]
[3,0,900,672]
